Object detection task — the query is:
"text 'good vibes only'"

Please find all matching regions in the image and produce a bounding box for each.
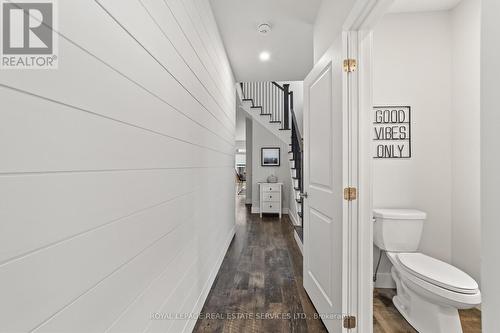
[373,107,411,159]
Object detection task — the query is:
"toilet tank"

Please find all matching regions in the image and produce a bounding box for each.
[373,209,427,252]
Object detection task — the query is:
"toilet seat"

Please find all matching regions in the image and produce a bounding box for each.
[395,253,478,294]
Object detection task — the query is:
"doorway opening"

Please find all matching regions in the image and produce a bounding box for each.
[359,1,482,332]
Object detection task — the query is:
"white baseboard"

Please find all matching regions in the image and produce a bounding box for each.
[251,207,289,215]
[182,226,235,333]
[288,210,300,226]
[294,230,303,255]
[374,272,396,289]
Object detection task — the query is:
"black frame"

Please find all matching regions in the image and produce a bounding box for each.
[373,105,412,159]
[261,147,281,166]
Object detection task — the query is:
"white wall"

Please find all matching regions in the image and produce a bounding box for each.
[251,120,292,213]
[313,0,356,63]
[451,0,481,284]
[481,0,500,330]
[235,108,247,141]
[0,1,235,332]
[373,12,454,283]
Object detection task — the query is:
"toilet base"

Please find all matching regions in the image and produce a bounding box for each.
[391,267,464,333]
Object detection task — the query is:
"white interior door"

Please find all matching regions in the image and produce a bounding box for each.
[303,34,350,332]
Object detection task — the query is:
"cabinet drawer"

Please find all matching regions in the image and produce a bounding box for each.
[262,184,281,192]
[263,192,280,202]
[261,202,280,213]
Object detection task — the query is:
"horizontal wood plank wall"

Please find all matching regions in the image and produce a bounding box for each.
[0,0,236,332]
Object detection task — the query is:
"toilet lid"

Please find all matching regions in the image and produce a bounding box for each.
[396,253,479,294]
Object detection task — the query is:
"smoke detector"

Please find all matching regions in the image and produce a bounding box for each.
[257,23,272,35]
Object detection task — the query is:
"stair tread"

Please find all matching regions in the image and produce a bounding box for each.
[294,226,303,241]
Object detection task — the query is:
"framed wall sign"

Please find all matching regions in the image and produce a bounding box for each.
[373,106,411,159]
[261,147,280,166]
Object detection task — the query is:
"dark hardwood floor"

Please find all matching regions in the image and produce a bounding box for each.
[193,194,328,333]
[194,192,482,333]
[374,288,481,333]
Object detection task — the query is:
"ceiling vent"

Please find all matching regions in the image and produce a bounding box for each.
[257,23,271,35]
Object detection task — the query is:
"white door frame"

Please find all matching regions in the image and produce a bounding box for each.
[341,1,394,332]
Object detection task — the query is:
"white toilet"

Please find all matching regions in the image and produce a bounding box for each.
[373,208,481,333]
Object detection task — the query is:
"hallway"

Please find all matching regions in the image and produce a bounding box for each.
[193,195,328,333]
[193,194,482,333]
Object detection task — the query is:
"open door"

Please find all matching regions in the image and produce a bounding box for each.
[303,33,354,332]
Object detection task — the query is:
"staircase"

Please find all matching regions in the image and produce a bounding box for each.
[238,82,304,239]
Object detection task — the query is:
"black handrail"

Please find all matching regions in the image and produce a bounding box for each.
[289,91,303,152]
[281,87,304,226]
[272,81,284,91]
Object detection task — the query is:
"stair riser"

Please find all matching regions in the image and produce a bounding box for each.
[294,190,301,200]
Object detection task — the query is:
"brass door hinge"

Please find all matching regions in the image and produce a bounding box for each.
[343,315,356,329]
[344,187,357,201]
[343,59,357,73]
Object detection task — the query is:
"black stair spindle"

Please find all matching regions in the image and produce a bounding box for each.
[266,82,269,117]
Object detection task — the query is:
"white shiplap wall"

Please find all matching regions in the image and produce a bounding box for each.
[0,0,235,332]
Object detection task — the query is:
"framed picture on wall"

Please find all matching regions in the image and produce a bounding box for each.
[261,147,280,166]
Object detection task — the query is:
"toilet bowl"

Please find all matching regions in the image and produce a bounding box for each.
[373,209,481,333]
[387,252,480,333]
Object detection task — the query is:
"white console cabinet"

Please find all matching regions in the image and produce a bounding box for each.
[259,182,283,218]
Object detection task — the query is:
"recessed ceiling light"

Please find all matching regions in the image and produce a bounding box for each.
[259,51,270,62]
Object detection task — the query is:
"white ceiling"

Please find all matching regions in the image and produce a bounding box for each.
[209,0,322,82]
[390,0,462,13]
